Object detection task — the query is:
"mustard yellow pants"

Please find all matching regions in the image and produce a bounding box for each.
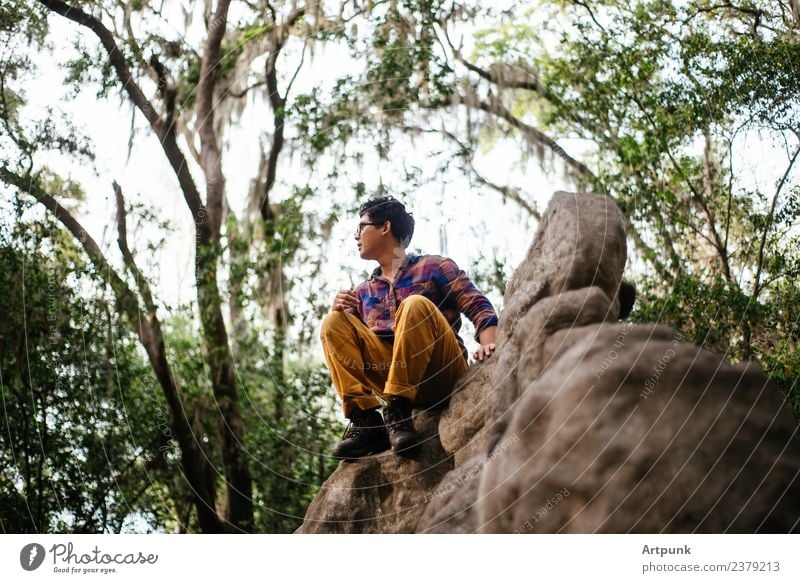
[320,294,470,417]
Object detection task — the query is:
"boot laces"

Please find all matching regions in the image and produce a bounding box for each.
[342,411,381,439]
[384,401,413,434]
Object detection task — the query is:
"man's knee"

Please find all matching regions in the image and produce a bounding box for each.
[399,293,435,312]
[320,310,351,339]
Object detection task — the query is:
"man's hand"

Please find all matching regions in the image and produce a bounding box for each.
[473,343,496,361]
[332,289,359,312]
[474,325,498,361]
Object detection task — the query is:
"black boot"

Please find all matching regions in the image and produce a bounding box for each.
[383,397,420,455]
[331,407,390,460]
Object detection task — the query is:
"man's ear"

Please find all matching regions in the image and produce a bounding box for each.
[382,220,391,236]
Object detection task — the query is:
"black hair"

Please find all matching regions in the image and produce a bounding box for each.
[358,195,415,248]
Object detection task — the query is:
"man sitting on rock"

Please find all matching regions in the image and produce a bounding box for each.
[321,195,499,459]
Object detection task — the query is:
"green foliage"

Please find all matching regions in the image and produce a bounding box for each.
[0,218,175,532]
[631,274,800,416]
[366,0,439,114]
[0,0,47,43]
[263,185,315,261]
[139,304,342,533]
[0,1,51,164]
[63,41,117,100]
[219,23,270,78]
[176,58,201,110]
[197,314,342,533]
[291,0,455,160]
[245,356,341,533]
[37,167,87,205]
[469,251,509,300]
[472,9,539,63]
[291,79,362,155]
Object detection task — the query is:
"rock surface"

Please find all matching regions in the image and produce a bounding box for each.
[296,191,800,534]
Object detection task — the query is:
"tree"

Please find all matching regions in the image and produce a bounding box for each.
[1,0,351,531]
[6,0,462,532]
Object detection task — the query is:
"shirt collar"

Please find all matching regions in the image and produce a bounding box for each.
[369,252,420,281]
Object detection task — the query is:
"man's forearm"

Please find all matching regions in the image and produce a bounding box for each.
[478,325,497,345]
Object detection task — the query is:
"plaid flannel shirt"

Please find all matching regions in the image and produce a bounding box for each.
[346,252,499,362]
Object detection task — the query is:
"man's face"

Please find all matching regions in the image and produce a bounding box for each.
[355,212,385,259]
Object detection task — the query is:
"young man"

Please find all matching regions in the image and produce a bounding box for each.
[320,196,499,459]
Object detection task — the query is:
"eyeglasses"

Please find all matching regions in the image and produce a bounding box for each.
[355,221,384,237]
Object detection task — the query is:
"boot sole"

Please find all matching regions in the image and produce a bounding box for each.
[391,434,422,456]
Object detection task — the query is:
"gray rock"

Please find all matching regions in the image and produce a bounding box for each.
[483,191,628,451]
[438,361,493,456]
[417,454,488,533]
[477,323,800,533]
[499,191,627,341]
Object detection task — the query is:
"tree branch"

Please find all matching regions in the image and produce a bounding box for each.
[626,217,674,283]
[148,54,176,125]
[195,0,233,239]
[470,163,541,220]
[260,5,306,223]
[228,78,267,98]
[752,142,800,299]
[629,92,733,281]
[455,89,596,181]
[439,22,542,92]
[437,127,542,220]
[283,36,308,102]
[37,0,158,127]
[571,0,606,31]
[682,1,766,28]
[37,0,204,222]
[113,181,157,314]
[177,118,202,166]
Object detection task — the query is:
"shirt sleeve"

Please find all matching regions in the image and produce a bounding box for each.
[434,257,499,342]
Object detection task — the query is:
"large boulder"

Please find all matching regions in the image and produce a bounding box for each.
[296,191,800,533]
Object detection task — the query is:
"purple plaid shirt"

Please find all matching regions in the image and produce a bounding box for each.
[346,252,499,362]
